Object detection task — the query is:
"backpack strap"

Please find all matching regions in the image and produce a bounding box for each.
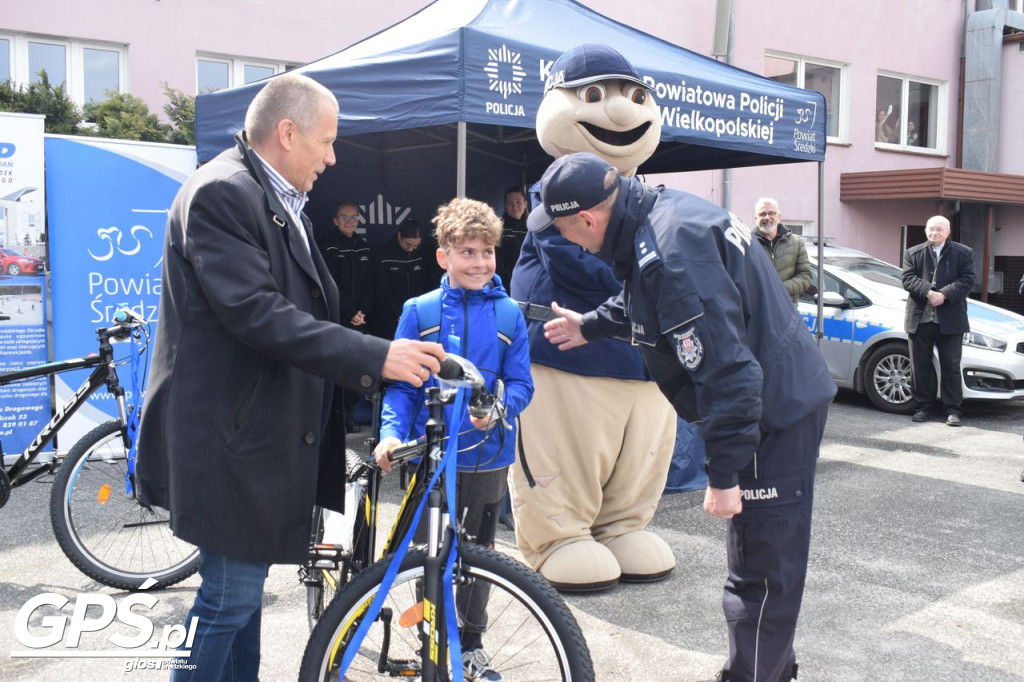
[414,289,518,365]
[415,289,443,342]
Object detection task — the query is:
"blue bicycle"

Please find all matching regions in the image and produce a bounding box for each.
[0,307,199,590]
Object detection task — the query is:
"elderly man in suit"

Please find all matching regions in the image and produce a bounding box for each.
[901,215,976,427]
[137,73,444,680]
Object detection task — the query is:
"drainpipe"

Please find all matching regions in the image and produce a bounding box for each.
[713,0,734,211]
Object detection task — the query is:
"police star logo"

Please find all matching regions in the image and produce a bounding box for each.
[483,44,526,100]
[673,326,704,371]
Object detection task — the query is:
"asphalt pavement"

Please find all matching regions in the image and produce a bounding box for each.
[1,390,1022,681]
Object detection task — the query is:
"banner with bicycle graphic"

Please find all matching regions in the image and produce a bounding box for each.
[45,136,196,448]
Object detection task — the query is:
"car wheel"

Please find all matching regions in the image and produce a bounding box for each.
[6,264,21,276]
[863,342,915,414]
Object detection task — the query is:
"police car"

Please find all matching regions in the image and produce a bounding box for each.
[798,246,1024,414]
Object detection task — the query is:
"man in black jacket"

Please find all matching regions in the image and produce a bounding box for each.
[137,73,443,679]
[901,216,976,426]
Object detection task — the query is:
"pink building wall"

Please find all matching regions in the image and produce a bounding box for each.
[3,0,1022,265]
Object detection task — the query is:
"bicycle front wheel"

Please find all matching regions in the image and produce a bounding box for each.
[49,419,200,590]
[299,543,594,682]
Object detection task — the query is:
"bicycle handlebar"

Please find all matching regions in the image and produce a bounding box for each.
[97,306,150,341]
[378,353,508,469]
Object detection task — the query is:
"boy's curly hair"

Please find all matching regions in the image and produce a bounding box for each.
[432,197,503,252]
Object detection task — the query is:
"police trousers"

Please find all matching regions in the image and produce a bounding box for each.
[722,404,829,682]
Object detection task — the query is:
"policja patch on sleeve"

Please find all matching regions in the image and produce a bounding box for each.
[673,326,704,371]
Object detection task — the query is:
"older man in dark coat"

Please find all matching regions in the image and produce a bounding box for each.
[137,73,443,679]
[901,215,976,426]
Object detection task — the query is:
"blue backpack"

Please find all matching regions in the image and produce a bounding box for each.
[413,288,520,366]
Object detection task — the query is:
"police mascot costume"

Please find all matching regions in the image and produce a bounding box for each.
[508,44,678,591]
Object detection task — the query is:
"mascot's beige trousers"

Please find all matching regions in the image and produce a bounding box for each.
[509,364,677,569]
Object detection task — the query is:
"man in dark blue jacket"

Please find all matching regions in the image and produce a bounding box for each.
[530,152,836,682]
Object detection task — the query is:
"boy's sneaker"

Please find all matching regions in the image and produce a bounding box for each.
[463,647,502,681]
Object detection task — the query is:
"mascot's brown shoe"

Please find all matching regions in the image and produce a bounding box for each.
[603,530,676,583]
[538,539,620,593]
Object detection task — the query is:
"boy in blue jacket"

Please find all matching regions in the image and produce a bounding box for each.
[373,197,534,681]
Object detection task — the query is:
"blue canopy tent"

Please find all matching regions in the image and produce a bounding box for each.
[195,0,826,248]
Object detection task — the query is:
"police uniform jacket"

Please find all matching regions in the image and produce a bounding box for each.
[901,240,975,335]
[581,178,836,489]
[319,229,375,325]
[371,238,432,339]
[496,214,528,290]
[137,133,390,564]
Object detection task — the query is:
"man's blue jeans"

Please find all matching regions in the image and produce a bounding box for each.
[172,549,269,682]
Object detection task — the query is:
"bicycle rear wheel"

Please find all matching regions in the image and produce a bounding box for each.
[49,419,200,590]
[307,452,374,629]
[299,543,594,682]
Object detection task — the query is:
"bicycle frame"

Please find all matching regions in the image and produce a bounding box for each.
[1,326,131,491]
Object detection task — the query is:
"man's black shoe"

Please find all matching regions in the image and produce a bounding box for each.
[911,410,930,422]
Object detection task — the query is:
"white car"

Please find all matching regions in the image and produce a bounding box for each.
[798,246,1024,413]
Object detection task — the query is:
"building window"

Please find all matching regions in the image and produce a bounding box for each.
[0,37,10,82]
[82,47,121,103]
[875,73,944,151]
[1,33,125,105]
[196,55,286,93]
[28,40,66,86]
[765,53,846,142]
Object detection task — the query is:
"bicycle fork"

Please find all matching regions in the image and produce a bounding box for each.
[421,488,455,681]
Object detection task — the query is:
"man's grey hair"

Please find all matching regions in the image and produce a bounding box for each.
[755,197,779,211]
[925,215,950,230]
[244,73,338,145]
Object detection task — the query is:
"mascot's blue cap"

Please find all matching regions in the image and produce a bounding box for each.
[527,153,620,232]
[543,44,647,94]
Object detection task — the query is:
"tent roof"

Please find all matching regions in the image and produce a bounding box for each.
[195,0,826,173]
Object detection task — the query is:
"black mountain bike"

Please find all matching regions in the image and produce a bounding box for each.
[0,307,199,590]
[299,354,594,682]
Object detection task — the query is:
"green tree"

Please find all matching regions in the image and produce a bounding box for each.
[84,92,170,142]
[0,70,83,134]
[161,83,195,146]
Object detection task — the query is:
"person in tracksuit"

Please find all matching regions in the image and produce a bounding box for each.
[528,153,836,682]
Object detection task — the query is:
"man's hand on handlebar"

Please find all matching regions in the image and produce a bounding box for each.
[381,338,445,388]
[543,302,588,350]
[373,437,403,472]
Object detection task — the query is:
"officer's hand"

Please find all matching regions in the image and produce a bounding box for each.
[704,485,742,519]
[373,437,402,472]
[381,338,444,387]
[544,302,588,350]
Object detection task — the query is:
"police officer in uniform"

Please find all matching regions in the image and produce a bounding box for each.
[529,153,836,682]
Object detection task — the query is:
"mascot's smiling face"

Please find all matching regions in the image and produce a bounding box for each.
[536,44,661,177]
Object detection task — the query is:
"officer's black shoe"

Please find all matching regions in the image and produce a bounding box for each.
[911,409,930,422]
[712,661,797,681]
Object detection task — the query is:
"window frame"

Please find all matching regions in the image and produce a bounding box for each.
[1,33,127,105]
[874,71,947,154]
[196,53,288,93]
[764,51,849,144]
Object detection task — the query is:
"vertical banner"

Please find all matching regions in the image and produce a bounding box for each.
[46,136,196,446]
[0,113,49,464]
